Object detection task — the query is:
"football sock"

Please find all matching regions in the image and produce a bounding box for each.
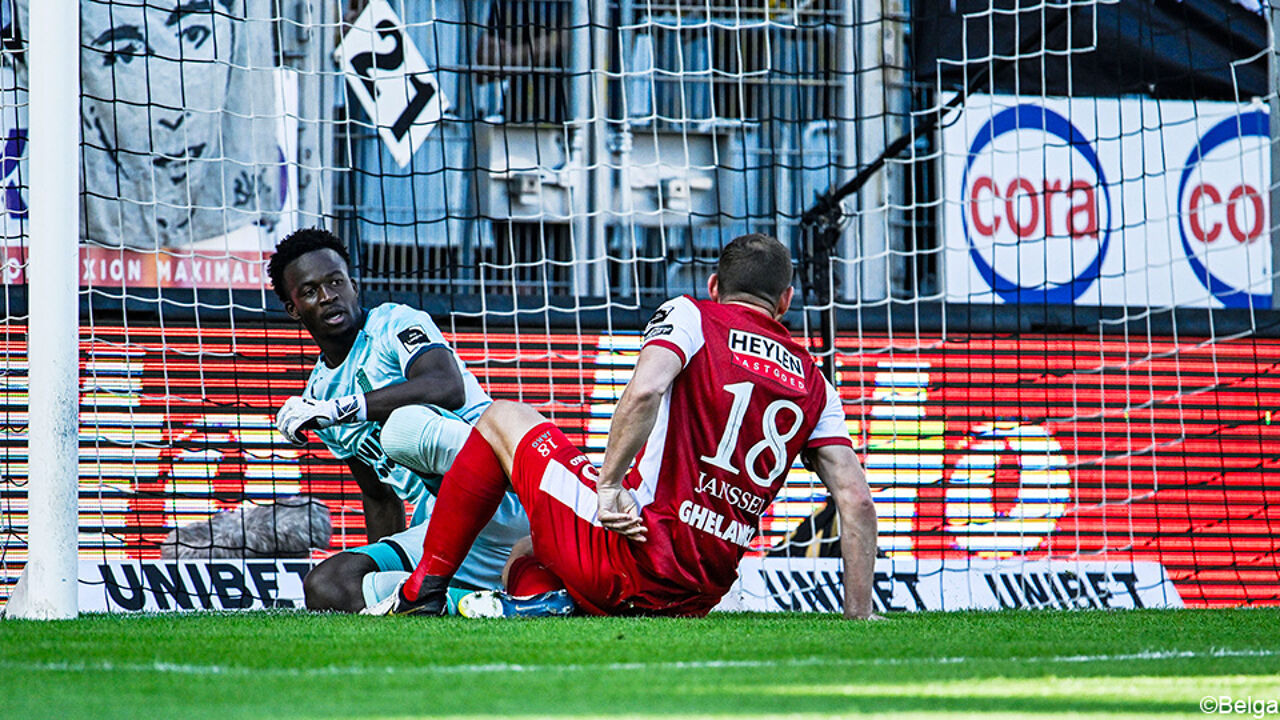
[361,570,410,609]
[403,428,508,601]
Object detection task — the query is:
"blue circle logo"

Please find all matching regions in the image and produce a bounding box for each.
[960,105,1112,305]
[1176,111,1269,309]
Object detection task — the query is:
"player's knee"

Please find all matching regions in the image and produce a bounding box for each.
[477,401,544,445]
[502,536,535,587]
[303,553,370,612]
[852,483,876,513]
[847,489,877,528]
[302,563,343,611]
[504,549,566,597]
[383,405,472,476]
[381,406,425,469]
[478,400,523,428]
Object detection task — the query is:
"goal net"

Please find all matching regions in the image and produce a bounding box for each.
[2,0,1279,614]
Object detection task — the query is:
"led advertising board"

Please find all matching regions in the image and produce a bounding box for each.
[2,324,1277,609]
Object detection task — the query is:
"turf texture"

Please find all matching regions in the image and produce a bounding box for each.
[3,609,1278,719]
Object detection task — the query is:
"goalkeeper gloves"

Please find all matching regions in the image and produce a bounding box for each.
[275,393,367,445]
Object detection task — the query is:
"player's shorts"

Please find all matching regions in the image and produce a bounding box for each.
[348,490,530,591]
[509,422,638,615]
[505,553,566,597]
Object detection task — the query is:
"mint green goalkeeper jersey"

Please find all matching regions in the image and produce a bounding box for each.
[305,303,526,540]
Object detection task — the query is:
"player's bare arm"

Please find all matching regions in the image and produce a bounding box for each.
[807,444,880,620]
[596,344,684,541]
[276,346,467,444]
[361,346,466,423]
[349,459,406,541]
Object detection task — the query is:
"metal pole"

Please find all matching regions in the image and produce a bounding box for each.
[837,0,858,301]
[570,0,593,298]
[857,0,888,302]
[11,0,81,620]
[590,0,609,297]
[615,0,639,298]
[291,0,335,224]
[1271,2,1280,308]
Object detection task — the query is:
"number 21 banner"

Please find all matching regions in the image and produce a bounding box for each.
[336,0,450,168]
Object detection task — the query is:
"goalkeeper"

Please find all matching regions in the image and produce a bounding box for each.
[267,228,537,613]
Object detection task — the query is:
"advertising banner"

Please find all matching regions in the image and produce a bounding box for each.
[80,559,317,612]
[2,325,1279,610]
[0,64,297,289]
[79,557,1184,612]
[731,558,1183,612]
[943,94,1271,308]
[335,0,449,168]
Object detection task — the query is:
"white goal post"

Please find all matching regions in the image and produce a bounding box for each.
[3,0,79,620]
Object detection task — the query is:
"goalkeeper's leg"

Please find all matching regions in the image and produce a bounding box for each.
[380,404,472,477]
[304,551,378,612]
[395,403,546,613]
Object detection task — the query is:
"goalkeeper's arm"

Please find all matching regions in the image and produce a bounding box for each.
[360,347,467,423]
[274,347,467,445]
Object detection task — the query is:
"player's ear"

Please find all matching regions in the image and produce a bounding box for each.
[775,286,794,319]
[708,273,720,301]
[283,297,300,321]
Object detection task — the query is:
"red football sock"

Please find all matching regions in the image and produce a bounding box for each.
[403,428,509,600]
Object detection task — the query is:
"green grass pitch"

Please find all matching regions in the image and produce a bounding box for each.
[3,609,1278,719]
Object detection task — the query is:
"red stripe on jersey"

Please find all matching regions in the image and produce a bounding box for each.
[646,338,687,365]
[806,435,854,449]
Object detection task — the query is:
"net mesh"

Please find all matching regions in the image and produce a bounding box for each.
[1,0,1279,611]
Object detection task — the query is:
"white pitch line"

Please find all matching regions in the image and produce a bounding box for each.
[1,647,1275,677]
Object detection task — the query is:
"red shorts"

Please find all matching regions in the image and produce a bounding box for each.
[510,422,638,615]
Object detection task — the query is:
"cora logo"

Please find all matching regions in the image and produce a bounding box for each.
[961,104,1112,304]
[1177,111,1270,309]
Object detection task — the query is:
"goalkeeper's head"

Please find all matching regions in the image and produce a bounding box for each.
[712,233,795,319]
[269,228,362,342]
[269,228,353,306]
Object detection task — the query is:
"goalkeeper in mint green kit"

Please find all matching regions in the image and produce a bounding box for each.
[267,228,536,613]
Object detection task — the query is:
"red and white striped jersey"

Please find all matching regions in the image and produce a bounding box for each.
[624,295,852,613]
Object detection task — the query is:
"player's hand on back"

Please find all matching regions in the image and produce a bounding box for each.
[597,484,647,542]
[275,394,366,445]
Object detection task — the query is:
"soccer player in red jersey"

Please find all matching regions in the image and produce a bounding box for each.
[377,233,878,619]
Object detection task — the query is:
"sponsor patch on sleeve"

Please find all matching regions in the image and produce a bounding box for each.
[644,323,674,340]
[647,305,672,327]
[397,326,431,352]
[643,305,675,341]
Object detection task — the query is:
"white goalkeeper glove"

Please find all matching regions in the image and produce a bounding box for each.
[275,393,367,446]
